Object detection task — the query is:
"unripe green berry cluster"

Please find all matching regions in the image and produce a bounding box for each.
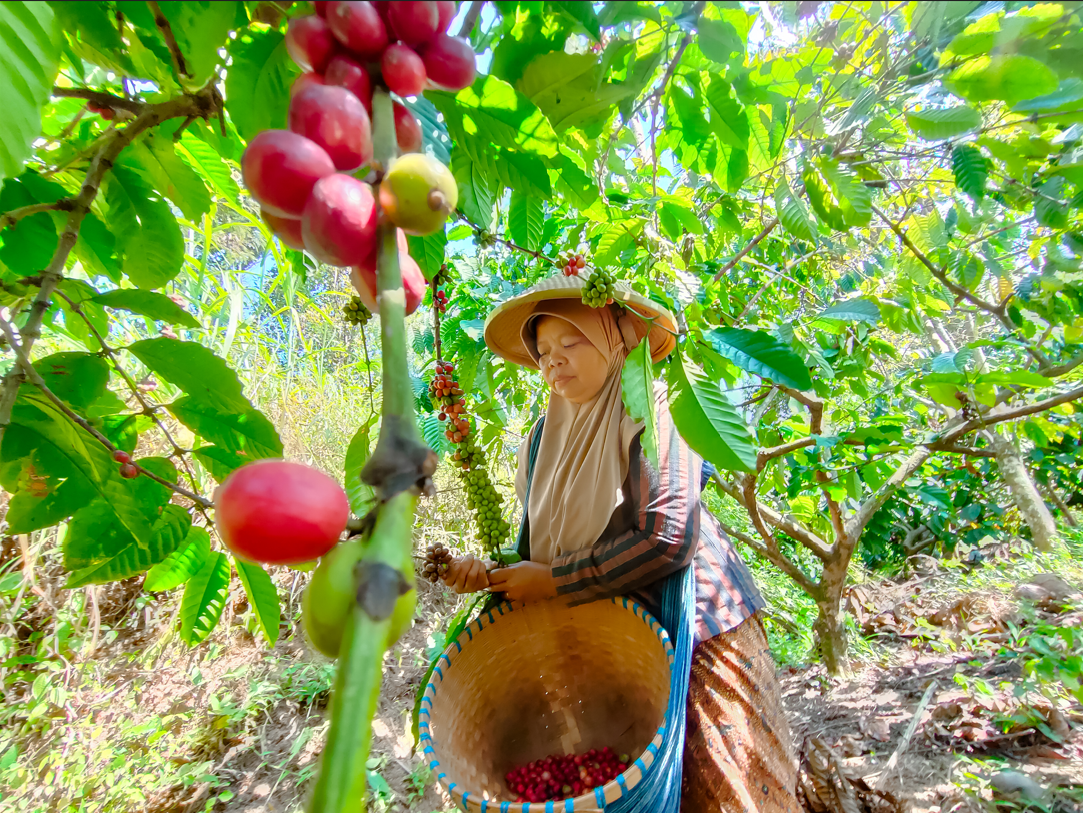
[343,295,372,326]
[582,267,616,308]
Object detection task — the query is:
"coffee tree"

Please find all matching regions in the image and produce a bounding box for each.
[2,1,1083,808]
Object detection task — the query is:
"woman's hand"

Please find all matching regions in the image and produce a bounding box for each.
[486,561,558,604]
[440,553,491,594]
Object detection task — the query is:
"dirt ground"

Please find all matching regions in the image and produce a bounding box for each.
[4,539,1080,813]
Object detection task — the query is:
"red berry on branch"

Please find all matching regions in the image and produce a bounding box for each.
[242,130,335,218]
[288,84,373,171]
[216,460,349,565]
[262,209,307,251]
[576,255,585,268]
[382,43,427,97]
[286,15,338,73]
[421,34,476,91]
[435,0,455,32]
[113,450,131,464]
[99,106,116,121]
[326,0,388,58]
[119,462,139,479]
[324,53,373,113]
[387,1,440,45]
[301,173,378,266]
[393,101,423,153]
[314,0,329,15]
[290,72,326,98]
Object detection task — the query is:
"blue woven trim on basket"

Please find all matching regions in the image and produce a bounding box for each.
[565,799,575,811]
[438,771,446,780]
[419,733,431,744]
[453,639,462,653]
[646,742,658,757]
[594,786,606,806]
[441,654,451,667]
[421,694,432,708]
[466,626,473,641]
[633,757,646,774]
[448,782,457,793]
[545,801,553,812]
[462,792,470,806]
[499,803,510,812]
[497,604,505,615]
[423,746,434,755]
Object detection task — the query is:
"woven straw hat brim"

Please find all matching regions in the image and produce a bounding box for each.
[483,275,677,369]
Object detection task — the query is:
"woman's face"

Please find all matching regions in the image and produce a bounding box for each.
[534,315,609,403]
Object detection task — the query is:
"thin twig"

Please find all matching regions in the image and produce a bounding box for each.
[875,681,938,791]
[51,87,144,114]
[455,0,483,38]
[0,200,75,230]
[712,218,780,282]
[147,0,189,79]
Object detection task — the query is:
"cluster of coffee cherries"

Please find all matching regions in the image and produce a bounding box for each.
[558,250,586,277]
[342,294,372,326]
[240,2,473,318]
[421,542,452,584]
[581,267,616,308]
[429,360,512,551]
[113,450,139,480]
[505,748,629,804]
[288,1,474,150]
[430,362,468,443]
[431,263,451,313]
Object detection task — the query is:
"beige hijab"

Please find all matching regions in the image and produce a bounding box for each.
[514,301,643,564]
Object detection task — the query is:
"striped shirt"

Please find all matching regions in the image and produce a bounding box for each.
[520,395,765,644]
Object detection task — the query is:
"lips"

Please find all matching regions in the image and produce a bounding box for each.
[554,375,573,385]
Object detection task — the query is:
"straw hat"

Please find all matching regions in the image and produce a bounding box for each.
[483,275,678,369]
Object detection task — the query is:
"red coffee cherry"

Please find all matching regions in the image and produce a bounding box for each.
[285,15,338,73]
[421,34,476,91]
[119,463,139,479]
[324,53,373,113]
[387,1,439,46]
[301,173,378,267]
[393,101,423,153]
[288,83,373,171]
[262,210,306,251]
[326,0,388,58]
[113,450,131,464]
[241,130,335,218]
[381,43,426,97]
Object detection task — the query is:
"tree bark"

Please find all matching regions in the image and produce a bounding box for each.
[813,556,852,676]
[985,427,1060,551]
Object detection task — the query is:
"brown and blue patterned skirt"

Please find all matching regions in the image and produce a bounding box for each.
[681,614,799,813]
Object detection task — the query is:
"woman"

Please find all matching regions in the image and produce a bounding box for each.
[441,276,798,812]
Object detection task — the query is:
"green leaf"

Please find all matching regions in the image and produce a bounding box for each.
[774,180,817,243]
[451,149,494,230]
[555,153,598,210]
[1035,179,1069,229]
[66,504,192,588]
[551,1,600,39]
[144,526,210,591]
[704,328,812,390]
[0,173,58,273]
[155,1,240,86]
[494,148,552,199]
[947,55,1057,107]
[50,1,135,74]
[128,131,212,221]
[667,353,755,473]
[508,190,543,251]
[234,557,280,647]
[668,83,712,152]
[344,418,376,514]
[35,352,110,411]
[191,446,248,481]
[705,76,748,150]
[225,26,298,143]
[904,105,982,140]
[976,370,1053,388]
[169,396,283,459]
[1012,78,1083,116]
[698,17,742,65]
[0,2,60,186]
[621,339,658,470]
[102,163,185,288]
[951,144,988,202]
[817,298,881,323]
[802,156,871,231]
[594,221,640,266]
[179,550,230,645]
[428,75,559,159]
[128,338,250,412]
[92,289,200,328]
[176,131,240,202]
[11,392,152,542]
[406,230,448,281]
[517,51,630,136]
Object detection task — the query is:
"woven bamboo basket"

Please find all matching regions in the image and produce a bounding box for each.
[420,597,675,812]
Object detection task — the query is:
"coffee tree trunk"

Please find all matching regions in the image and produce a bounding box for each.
[813,556,851,676]
[985,428,1060,552]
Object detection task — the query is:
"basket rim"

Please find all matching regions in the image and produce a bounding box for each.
[419,596,676,812]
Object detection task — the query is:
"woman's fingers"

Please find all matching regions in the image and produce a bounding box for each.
[464,558,490,592]
[444,554,474,592]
